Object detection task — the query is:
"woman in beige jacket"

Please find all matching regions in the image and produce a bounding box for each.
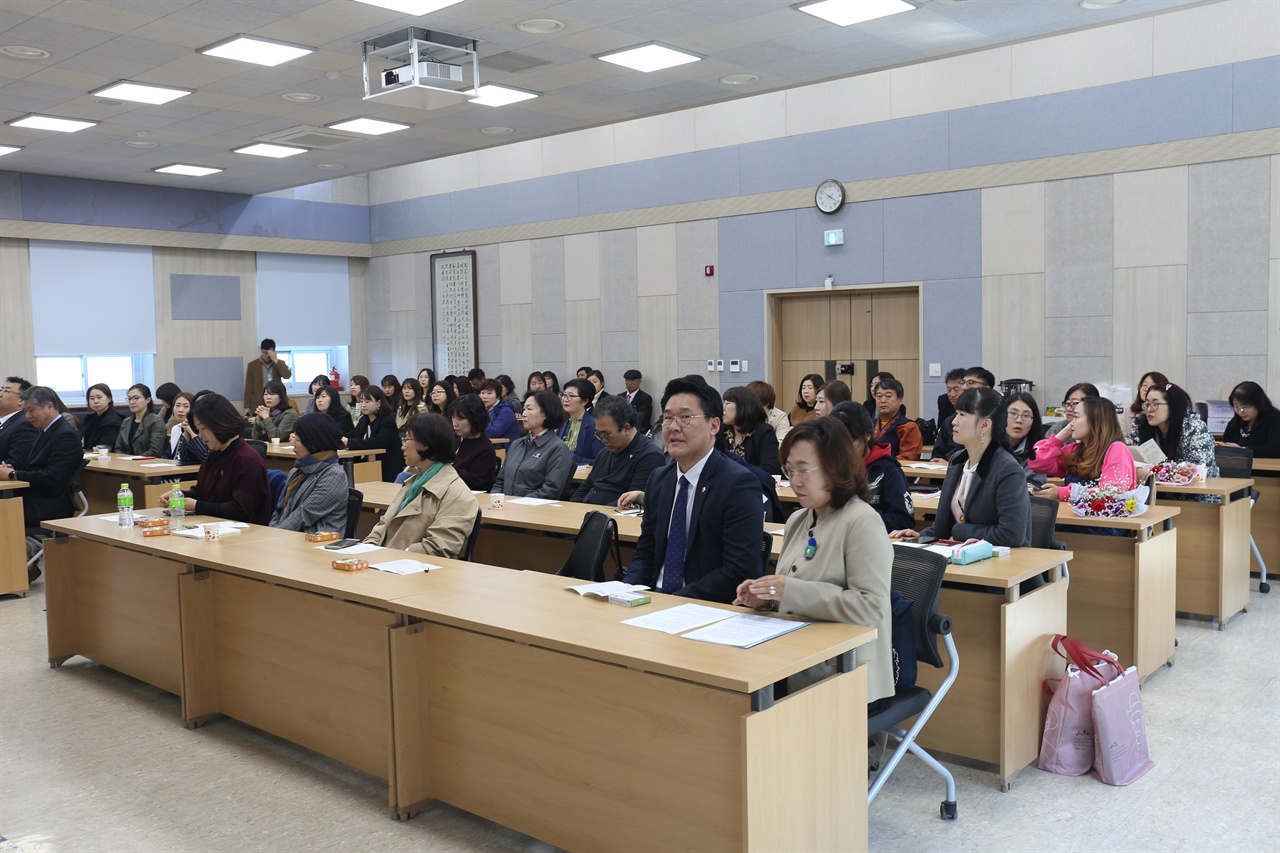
[735,417,894,705]
[363,412,477,558]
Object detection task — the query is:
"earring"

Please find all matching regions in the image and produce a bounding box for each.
[980,431,987,447]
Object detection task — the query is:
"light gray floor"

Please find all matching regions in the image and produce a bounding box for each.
[2,576,1278,852]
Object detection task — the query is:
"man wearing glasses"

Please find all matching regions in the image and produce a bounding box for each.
[621,376,764,602]
[571,397,664,506]
[0,376,37,470]
[932,366,996,461]
[555,378,604,465]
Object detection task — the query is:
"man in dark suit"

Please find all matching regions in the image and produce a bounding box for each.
[0,376,38,469]
[0,386,83,531]
[621,369,653,434]
[622,376,764,603]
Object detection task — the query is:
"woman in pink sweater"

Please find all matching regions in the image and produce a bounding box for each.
[1029,396,1135,500]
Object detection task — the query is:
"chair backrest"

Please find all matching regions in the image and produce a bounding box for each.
[1143,470,1157,506]
[1214,445,1253,480]
[266,468,288,511]
[557,510,618,582]
[345,488,364,539]
[70,457,91,517]
[1028,496,1064,551]
[760,531,774,573]
[890,545,949,669]
[246,439,269,459]
[463,506,483,561]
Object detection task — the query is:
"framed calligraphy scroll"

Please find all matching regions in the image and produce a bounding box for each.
[430,250,477,377]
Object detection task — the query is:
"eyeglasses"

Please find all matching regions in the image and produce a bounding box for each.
[1233,404,1256,414]
[1141,401,1167,410]
[961,379,988,389]
[661,414,710,428]
[1062,399,1083,410]
[560,393,579,400]
[595,428,620,441]
[126,395,145,403]
[1007,411,1035,422]
[782,464,820,482]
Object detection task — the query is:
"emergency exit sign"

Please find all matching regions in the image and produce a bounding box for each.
[824,229,844,246]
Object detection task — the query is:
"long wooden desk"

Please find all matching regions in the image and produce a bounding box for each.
[1,480,31,596]
[1154,478,1254,625]
[265,444,384,486]
[1251,457,1279,581]
[81,453,198,514]
[914,495,1180,682]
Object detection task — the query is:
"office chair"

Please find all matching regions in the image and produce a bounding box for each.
[1215,446,1268,593]
[868,545,958,820]
[556,511,620,582]
[463,506,483,561]
[1027,495,1069,590]
[245,439,269,459]
[761,531,774,573]
[344,488,364,539]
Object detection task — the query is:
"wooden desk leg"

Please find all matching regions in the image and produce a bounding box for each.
[178,570,219,728]
[0,496,29,597]
[1252,476,1280,578]
[1136,528,1178,679]
[389,621,432,820]
[1000,578,1067,791]
[1170,499,1249,626]
[45,537,77,666]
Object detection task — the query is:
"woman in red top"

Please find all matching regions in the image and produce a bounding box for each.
[160,393,270,525]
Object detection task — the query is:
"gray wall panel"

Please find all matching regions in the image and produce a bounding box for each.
[170,273,241,320]
[174,357,243,401]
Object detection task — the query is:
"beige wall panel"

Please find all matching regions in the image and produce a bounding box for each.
[151,247,257,375]
[347,257,367,377]
[637,295,678,400]
[695,91,786,151]
[1113,266,1188,388]
[1271,155,1280,260]
[890,47,1011,119]
[785,72,891,137]
[1114,167,1188,268]
[498,241,533,306]
[1271,259,1280,398]
[564,300,602,377]
[614,110,697,165]
[368,161,432,206]
[0,238,35,380]
[563,232,601,302]
[500,303,534,383]
[476,139,544,189]
[982,183,1046,276]
[389,311,419,379]
[1011,18,1153,100]
[636,224,678,297]
[1152,0,1280,75]
[982,274,1046,399]
[386,253,415,312]
[543,125,614,176]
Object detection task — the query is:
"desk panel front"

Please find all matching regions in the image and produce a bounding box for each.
[1,480,30,596]
[1155,478,1252,624]
[1250,462,1279,579]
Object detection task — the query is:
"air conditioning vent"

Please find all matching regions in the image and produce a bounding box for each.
[260,127,365,150]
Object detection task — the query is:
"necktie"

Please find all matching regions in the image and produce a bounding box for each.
[662,476,689,594]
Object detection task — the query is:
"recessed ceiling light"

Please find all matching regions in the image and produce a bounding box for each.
[517,19,565,34]
[154,164,223,177]
[352,0,462,13]
[0,146,22,156]
[96,98,125,107]
[597,42,703,73]
[282,92,321,102]
[794,0,916,27]
[8,114,98,133]
[480,126,513,135]
[0,45,50,59]
[199,34,314,67]
[233,143,307,158]
[326,117,411,135]
[469,83,540,107]
[720,74,760,85]
[1079,0,1128,8]
[124,139,158,148]
[92,81,192,105]
[316,163,345,170]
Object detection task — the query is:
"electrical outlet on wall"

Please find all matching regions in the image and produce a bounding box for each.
[929,363,941,377]
[706,359,715,373]
[741,359,748,373]
[716,359,724,372]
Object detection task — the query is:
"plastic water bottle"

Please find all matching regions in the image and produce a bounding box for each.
[117,483,134,529]
[168,491,185,525]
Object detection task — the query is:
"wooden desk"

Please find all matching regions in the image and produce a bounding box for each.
[81,453,198,514]
[1,480,31,596]
[1155,478,1254,625]
[1251,457,1279,581]
[914,495,1180,682]
[900,461,950,482]
[266,444,384,486]
[907,546,1071,791]
[390,569,875,851]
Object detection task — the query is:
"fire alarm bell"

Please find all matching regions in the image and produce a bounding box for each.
[704,265,714,276]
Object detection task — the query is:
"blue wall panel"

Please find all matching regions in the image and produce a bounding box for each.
[450,173,580,233]
[920,277,983,420]
[793,201,884,288]
[718,210,798,292]
[1232,56,1280,132]
[719,289,767,388]
[883,191,981,282]
[370,195,453,243]
[578,148,741,216]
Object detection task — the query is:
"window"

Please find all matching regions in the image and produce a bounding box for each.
[35,354,155,405]
[280,346,344,395]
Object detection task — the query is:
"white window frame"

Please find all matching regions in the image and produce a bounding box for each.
[278,346,345,396]
[35,354,155,406]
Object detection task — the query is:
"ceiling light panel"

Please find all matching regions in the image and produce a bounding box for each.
[469,84,540,107]
[154,164,223,176]
[92,82,192,105]
[352,0,463,14]
[8,115,98,132]
[233,143,307,158]
[200,35,315,67]
[597,42,703,73]
[327,117,411,135]
[795,0,916,27]
[0,146,21,156]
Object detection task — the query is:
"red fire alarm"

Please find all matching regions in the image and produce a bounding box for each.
[704,265,714,276]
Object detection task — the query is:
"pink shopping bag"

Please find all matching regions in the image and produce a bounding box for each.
[1092,665,1155,786]
[1039,635,1124,776]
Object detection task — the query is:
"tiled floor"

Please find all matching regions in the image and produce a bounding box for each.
[2,577,1278,852]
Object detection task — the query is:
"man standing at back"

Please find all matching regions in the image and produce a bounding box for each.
[243,338,291,417]
[0,376,37,468]
[623,376,764,602]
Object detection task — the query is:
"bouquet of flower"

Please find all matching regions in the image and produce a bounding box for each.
[1068,483,1150,518]
[1151,461,1206,485]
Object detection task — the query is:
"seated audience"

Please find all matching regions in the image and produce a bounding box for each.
[496,374,520,408]
[492,390,572,498]
[526,372,546,394]
[397,378,426,429]
[314,385,354,434]
[269,413,349,534]
[347,375,368,418]
[380,375,402,410]
[556,378,603,465]
[747,379,791,444]
[933,367,994,460]
[1003,391,1046,487]
[789,373,823,425]
[814,380,851,418]
[1223,381,1280,457]
[0,376,37,468]
[1060,382,1100,423]
[1120,371,1169,437]
[721,386,781,476]
[155,382,181,426]
[303,375,331,414]
[733,418,894,706]
[572,397,664,506]
[363,413,476,557]
[467,368,486,390]
[830,402,914,532]
[871,378,923,460]
[1130,382,1219,477]
[891,388,1031,546]
[0,386,82,533]
[936,368,965,423]
[479,378,520,441]
[344,386,405,482]
[621,375,764,602]
[586,369,608,409]
[160,393,270,524]
[81,383,124,451]
[451,376,473,399]
[417,367,435,391]
[163,392,209,464]
[542,371,561,396]
[251,381,298,442]
[621,369,653,434]
[576,366,593,380]
[1031,396,1135,501]
[863,371,896,416]
[447,395,499,491]
[426,380,456,416]
[113,383,166,456]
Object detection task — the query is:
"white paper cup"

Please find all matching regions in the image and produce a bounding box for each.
[203,526,220,542]
[270,438,281,446]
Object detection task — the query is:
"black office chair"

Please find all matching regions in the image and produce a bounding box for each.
[1215,446,1268,593]
[868,545,958,820]
[245,439,269,460]
[26,458,92,580]
[760,531,774,573]
[1025,495,1069,592]
[556,511,620,582]
[463,506,483,561]
[344,488,364,539]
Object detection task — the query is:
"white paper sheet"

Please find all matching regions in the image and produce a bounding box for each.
[907,462,949,471]
[566,581,649,597]
[621,603,736,634]
[172,522,246,539]
[371,559,440,574]
[313,542,381,555]
[682,613,809,648]
[139,462,180,468]
[506,497,559,506]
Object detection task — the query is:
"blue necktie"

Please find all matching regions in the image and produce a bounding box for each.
[662,475,689,594]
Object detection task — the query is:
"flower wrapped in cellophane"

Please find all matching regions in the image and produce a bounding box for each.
[1068,483,1150,518]
[1150,461,1206,485]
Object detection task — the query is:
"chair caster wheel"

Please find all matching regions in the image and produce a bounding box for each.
[941,801,957,820]
[1260,582,1270,593]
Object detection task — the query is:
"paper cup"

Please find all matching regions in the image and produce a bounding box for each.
[270,438,281,446]
[203,526,220,542]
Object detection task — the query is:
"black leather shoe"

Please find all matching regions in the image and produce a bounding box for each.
[28,565,41,584]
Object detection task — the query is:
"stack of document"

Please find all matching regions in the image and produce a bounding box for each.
[621,603,808,649]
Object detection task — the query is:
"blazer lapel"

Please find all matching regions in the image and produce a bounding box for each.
[684,453,716,553]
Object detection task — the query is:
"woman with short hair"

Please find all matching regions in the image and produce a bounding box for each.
[81,383,123,451]
[747,379,791,443]
[789,373,823,425]
[447,395,498,491]
[313,385,354,434]
[721,386,781,475]
[491,390,572,498]
[479,378,520,441]
[113,383,166,456]
[159,393,270,524]
[343,386,405,482]
[1223,381,1280,457]
[270,413,350,534]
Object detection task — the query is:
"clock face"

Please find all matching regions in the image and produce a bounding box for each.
[815,179,844,214]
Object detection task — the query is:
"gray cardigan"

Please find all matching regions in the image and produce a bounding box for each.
[269,460,349,534]
[492,430,573,499]
[113,411,166,456]
[924,444,1032,547]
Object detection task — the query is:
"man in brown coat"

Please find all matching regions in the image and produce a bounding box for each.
[243,337,291,416]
